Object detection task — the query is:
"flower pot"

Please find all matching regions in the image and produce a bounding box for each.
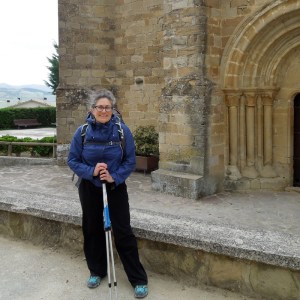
[135,155,159,173]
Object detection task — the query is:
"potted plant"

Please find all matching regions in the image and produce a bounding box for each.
[133,125,159,173]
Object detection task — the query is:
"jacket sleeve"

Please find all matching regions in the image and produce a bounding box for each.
[67,126,95,181]
[110,124,136,186]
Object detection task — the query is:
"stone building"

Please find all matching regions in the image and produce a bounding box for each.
[57,0,300,199]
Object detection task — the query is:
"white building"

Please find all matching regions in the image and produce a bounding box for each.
[9,99,55,108]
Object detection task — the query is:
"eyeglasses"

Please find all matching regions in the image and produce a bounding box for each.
[93,105,113,112]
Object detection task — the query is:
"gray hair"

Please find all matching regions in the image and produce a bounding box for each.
[89,89,117,107]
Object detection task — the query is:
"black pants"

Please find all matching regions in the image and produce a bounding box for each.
[78,179,148,287]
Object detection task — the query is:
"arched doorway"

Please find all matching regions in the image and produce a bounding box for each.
[220,1,300,190]
[293,94,300,186]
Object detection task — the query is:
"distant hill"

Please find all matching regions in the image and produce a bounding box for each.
[0,83,56,109]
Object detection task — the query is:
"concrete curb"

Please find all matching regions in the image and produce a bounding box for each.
[0,156,56,166]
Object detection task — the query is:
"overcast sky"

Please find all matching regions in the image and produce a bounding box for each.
[0,0,58,86]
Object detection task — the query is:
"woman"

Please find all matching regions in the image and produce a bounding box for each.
[68,89,148,298]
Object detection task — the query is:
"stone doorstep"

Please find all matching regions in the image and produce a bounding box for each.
[286,186,300,193]
[151,169,204,199]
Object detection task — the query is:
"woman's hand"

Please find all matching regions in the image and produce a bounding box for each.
[99,168,114,183]
[94,162,114,183]
[93,162,107,176]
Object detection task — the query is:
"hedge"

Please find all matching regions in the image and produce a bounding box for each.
[0,107,56,129]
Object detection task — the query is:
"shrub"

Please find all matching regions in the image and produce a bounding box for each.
[32,136,57,157]
[0,135,17,153]
[0,135,35,155]
[133,125,159,156]
[16,137,35,155]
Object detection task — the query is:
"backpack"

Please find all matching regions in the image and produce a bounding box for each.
[72,108,126,187]
[80,108,125,150]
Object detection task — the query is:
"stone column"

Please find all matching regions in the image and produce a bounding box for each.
[242,94,258,178]
[225,94,241,180]
[239,94,246,170]
[260,93,277,177]
[256,94,263,172]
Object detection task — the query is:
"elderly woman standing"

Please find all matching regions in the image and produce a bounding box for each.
[68,89,148,298]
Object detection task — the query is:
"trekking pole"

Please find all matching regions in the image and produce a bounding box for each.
[102,181,118,300]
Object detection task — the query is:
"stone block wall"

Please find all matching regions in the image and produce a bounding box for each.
[57,1,117,144]
[57,0,298,195]
[113,0,164,129]
[57,0,213,184]
[57,0,165,143]
[159,1,210,176]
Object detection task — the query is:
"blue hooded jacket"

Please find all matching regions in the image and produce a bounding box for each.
[67,113,136,187]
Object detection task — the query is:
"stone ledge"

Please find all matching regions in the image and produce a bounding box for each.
[132,209,300,271]
[0,187,299,272]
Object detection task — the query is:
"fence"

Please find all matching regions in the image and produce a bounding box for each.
[0,141,57,158]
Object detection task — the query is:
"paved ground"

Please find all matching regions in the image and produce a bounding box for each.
[0,236,255,300]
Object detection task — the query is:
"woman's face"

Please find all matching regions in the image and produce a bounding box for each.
[92,97,113,124]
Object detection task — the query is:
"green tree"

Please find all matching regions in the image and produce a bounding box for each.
[44,42,59,95]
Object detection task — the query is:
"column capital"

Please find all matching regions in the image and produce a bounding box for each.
[245,94,256,107]
[225,94,240,106]
[261,94,273,106]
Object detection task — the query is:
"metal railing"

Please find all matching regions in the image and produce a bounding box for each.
[0,141,57,158]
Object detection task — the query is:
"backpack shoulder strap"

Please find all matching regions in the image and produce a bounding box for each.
[80,123,89,144]
[115,116,126,150]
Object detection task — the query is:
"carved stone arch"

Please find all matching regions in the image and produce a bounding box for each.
[274,47,300,86]
[222,0,300,184]
[221,0,300,89]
